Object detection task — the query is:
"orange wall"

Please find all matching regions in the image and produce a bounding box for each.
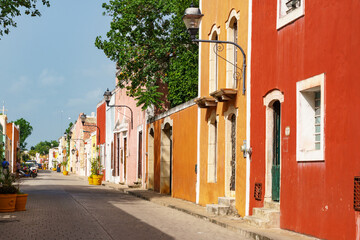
[147,104,198,202]
[171,105,197,202]
[198,0,249,216]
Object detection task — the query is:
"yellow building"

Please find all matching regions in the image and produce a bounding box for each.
[196,0,249,216]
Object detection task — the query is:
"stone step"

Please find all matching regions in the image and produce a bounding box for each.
[243,216,271,228]
[218,197,235,207]
[206,204,230,216]
[264,200,280,210]
[252,207,280,221]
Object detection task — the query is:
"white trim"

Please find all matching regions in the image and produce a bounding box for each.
[225,9,240,29]
[209,25,220,93]
[196,0,202,204]
[12,124,14,172]
[245,0,253,217]
[263,90,284,202]
[296,73,325,162]
[161,117,173,130]
[136,125,143,183]
[277,0,305,29]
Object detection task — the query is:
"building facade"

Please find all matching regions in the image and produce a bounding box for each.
[249,0,360,239]
[195,0,249,216]
[147,100,198,202]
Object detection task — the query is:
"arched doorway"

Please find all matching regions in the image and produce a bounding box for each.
[161,122,172,194]
[263,90,284,204]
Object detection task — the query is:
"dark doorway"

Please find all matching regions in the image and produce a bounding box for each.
[272,101,281,202]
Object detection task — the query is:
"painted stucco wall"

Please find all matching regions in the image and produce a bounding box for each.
[97,102,106,145]
[250,1,360,239]
[198,0,249,216]
[113,87,146,185]
[147,102,198,202]
[105,92,115,182]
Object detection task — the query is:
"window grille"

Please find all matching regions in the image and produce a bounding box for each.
[254,183,262,201]
[314,91,321,150]
[354,177,360,211]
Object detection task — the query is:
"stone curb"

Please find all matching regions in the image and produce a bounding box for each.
[105,185,273,240]
[76,178,316,240]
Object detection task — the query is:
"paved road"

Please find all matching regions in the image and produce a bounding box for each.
[0,171,251,240]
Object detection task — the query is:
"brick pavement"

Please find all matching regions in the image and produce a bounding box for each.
[98,178,318,240]
[0,170,254,240]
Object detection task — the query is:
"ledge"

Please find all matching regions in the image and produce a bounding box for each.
[210,88,237,102]
[194,97,217,108]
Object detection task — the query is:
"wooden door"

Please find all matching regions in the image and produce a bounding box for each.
[272,101,281,202]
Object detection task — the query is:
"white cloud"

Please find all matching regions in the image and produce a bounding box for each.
[39,69,65,86]
[9,76,31,93]
[66,88,102,107]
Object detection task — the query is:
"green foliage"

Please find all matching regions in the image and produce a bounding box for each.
[0,141,4,163]
[0,0,50,39]
[33,140,59,155]
[90,157,102,176]
[95,0,198,109]
[11,118,33,151]
[0,168,17,194]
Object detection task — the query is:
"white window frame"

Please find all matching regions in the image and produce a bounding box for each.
[226,9,240,89]
[277,0,305,29]
[207,111,218,183]
[209,25,220,94]
[296,73,325,162]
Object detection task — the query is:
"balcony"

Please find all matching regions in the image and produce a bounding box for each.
[210,88,237,102]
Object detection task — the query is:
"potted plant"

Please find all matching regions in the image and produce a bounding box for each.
[52,160,57,171]
[15,183,28,211]
[0,167,18,212]
[90,157,103,185]
[61,160,69,175]
[88,174,93,185]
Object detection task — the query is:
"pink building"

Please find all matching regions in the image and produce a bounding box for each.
[109,85,146,186]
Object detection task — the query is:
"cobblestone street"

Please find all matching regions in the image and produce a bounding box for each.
[0,171,251,240]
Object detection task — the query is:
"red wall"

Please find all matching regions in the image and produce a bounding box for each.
[250,1,360,239]
[96,102,106,145]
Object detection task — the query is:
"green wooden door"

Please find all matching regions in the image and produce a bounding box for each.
[272,101,281,202]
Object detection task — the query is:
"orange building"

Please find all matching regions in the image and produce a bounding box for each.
[147,101,197,202]
[195,0,249,216]
[6,123,20,173]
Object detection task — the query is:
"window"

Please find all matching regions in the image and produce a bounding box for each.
[277,0,304,29]
[296,73,325,161]
[226,15,239,89]
[208,112,218,183]
[209,25,220,94]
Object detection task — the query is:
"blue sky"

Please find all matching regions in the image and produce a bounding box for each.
[0,0,115,148]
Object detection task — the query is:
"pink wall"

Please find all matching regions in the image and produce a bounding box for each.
[114,87,146,185]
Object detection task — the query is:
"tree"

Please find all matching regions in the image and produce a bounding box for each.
[12,118,33,151]
[0,0,50,39]
[33,140,58,155]
[95,0,198,109]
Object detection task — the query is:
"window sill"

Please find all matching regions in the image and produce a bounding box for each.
[277,6,304,29]
[297,149,324,162]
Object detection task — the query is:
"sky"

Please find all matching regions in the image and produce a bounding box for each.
[0,0,116,148]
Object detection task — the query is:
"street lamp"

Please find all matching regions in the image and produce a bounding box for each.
[103,89,133,129]
[182,4,247,94]
[80,113,101,142]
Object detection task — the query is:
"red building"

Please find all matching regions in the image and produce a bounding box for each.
[249,0,360,239]
[97,100,106,178]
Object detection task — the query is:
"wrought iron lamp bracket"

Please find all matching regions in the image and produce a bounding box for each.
[193,39,247,95]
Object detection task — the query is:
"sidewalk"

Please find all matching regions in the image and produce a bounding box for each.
[71,174,317,240]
